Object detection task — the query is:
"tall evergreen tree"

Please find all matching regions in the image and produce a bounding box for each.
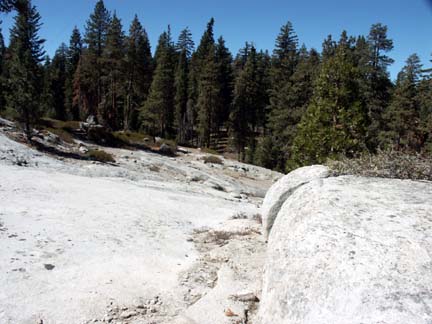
[366,23,394,150]
[418,57,432,151]
[65,26,82,120]
[187,18,216,142]
[215,36,233,129]
[176,27,194,58]
[141,29,175,138]
[100,13,125,129]
[0,21,4,70]
[197,44,220,147]
[4,0,45,138]
[291,41,367,167]
[322,35,336,61]
[174,28,194,143]
[267,21,300,170]
[230,45,260,160]
[124,15,152,130]
[40,56,54,116]
[174,47,189,143]
[0,21,5,111]
[80,0,111,119]
[50,43,68,120]
[381,54,422,151]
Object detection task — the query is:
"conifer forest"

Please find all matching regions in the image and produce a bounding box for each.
[1,0,432,173]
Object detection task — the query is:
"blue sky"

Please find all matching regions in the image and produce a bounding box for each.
[1,0,431,79]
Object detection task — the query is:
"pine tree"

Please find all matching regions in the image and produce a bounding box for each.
[49,44,68,120]
[291,42,367,167]
[0,20,5,111]
[4,0,45,138]
[0,0,15,12]
[381,54,422,151]
[233,42,252,76]
[174,28,194,144]
[0,21,4,70]
[197,44,220,147]
[255,49,271,130]
[215,36,233,129]
[40,56,54,116]
[65,26,82,120]
[267,22,300,170]
[124,15,153,130]
[100,13,125,130]
[81,0,111,119]
[418,69,432,153]
[174,47,189,143]
[367,23,394,150]
[141,29,175,138]
[176,27,194,58]
[322,35,336,61]
[187,18,216,143]
[230,45,260,159]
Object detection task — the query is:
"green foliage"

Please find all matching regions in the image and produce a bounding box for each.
[174,27,194,143]
[267,21,301,168]
[0,21,5,111]
[1,4,432,176]
[100,13,125,130]
[290,42,367,169]
[215,36,233,128]
[65,26,82,120]
[174,47,189,144]
[79,0,111,118]
[141,28,175,138]
[364,23,394,150]
[197,44,220,147]
[230,45,260,159]
[254,136,280,170]
[124,15,152,131]
[4,0,45,138]
[380,54,422,151]
[0,0,15,12]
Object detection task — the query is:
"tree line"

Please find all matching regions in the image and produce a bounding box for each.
[1,0,431,172]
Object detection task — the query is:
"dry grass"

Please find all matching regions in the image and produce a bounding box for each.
[45,128,74,144]
[202,155,223,165]
[327,150,432,181]
[85,149,115,163]
[112,131,151,145]
[201,147,220,155]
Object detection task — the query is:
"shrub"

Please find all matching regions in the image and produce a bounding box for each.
[327,150,432,181]
[202,155,223,165]
[39,118,80,131]
[87,126,119,146]
[85,149,115,163]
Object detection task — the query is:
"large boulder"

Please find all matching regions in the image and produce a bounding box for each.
[259,172,432,324]
[261,165,329,240]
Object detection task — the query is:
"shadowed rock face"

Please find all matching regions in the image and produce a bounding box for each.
[261,165,330,240]
[259,169,432,324]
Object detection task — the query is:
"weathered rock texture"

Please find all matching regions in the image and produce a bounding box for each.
[259,170,432,324]
[261,165,329,240]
